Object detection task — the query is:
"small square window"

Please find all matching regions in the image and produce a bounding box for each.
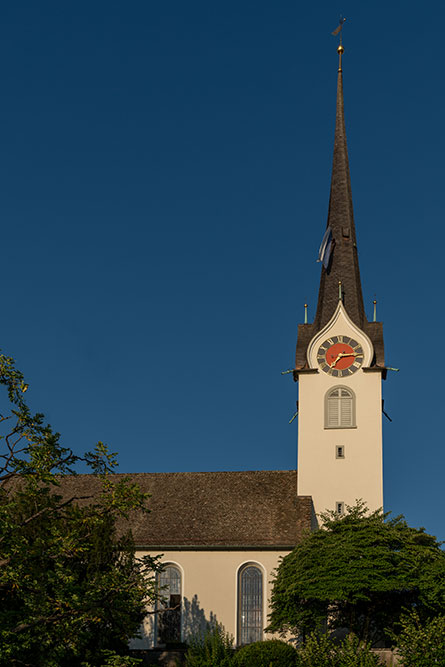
[336,501,345,515]
[336,446,345,459]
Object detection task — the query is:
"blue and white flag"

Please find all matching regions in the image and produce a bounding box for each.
[317,226,334,269]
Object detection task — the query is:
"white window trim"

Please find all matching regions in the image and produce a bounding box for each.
[324,385,356,429]
[235,561,265,647]
[155,560,184,645]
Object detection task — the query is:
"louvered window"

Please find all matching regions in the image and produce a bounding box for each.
[238,565,263,645]
[325,386,355,429]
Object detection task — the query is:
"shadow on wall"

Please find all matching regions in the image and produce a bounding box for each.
[131,594,222,649]
[182,595,220,641]
[131,612,155,649]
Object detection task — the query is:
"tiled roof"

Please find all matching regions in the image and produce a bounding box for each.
[58,470,313,549]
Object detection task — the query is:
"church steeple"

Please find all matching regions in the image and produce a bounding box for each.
[294,45,385,373]
[313,45,366,332]
[295,38,385,522]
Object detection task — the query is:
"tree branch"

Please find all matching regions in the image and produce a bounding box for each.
[0,495,93,551]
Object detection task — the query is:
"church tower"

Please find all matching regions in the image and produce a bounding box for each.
[294,45,386,521]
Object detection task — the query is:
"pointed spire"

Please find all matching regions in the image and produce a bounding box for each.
[294,43,386,375]
[312,45,366,331]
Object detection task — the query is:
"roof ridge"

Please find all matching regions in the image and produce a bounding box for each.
[64,469,297,478]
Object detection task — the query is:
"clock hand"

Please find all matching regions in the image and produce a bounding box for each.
[330,353,343,368]
[330,351,360,368]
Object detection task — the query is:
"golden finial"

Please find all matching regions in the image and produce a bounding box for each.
[373,299,377,322]
[304,303,308,324]
[337,44,344,72]
[338,281,342,300]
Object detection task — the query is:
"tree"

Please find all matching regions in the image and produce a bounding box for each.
[0,351,161,666]
[267,501,445,644]
[394,612,445,667]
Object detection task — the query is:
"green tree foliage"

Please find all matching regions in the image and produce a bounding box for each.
[394,612,445,667]
[231,636,379,667]
[267,501,445,643]
[0,352,162,666]
[234,639,297,666]
[295,634,380,667]
[184,624,234,667]
[82,651,142,667]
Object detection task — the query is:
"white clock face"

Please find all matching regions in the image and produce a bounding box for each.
[317,335,364,377]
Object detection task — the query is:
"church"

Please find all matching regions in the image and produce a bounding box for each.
[66,43,387,649]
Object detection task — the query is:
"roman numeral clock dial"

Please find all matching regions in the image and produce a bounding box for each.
[316,336,364,377]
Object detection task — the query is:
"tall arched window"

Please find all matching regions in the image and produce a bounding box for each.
[157,565,181,644]
[238,564,263,645]
[325,386,356,428]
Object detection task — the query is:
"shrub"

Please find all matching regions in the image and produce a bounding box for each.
[295,633,333,667]
[295,633,381,667]
[335,635,381,667]
[395,612,445,667]
[184,624,234,667]
[234,639,297,667]
[81,650,142,666]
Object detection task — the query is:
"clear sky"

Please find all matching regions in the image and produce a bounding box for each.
[1,1,444,540]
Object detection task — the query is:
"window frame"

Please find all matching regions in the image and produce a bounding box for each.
[324,385,356,429]
[237,562,264,646]
[336,501,345,515]
[155,563,182,646]
[336,445,345,459]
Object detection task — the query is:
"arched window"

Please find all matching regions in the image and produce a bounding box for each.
[157,565,181,644]
[325,386,356,428]
[238,564,263,645]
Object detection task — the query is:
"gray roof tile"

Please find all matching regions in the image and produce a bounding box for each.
[58,470,312,548]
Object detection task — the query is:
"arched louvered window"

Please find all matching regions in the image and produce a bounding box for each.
[157,565,181,644]
[325,386,356,429]
[238,564,263,645]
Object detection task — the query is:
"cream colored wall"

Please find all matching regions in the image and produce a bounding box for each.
[297,303,383,520]
[130,549,290,649]
[297,371,383,518]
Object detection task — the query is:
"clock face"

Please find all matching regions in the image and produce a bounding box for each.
[317,335,364,377]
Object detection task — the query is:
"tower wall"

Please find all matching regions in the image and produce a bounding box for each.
[297,368,383,519]
[296,303,383,520]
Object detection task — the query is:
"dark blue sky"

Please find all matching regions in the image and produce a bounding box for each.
[1,2,444,540]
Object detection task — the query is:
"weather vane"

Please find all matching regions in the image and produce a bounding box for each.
[331,16,346,45]
[332,16,346,71]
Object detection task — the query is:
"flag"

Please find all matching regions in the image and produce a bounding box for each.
[317,226,334,269]
[332,17,346,36]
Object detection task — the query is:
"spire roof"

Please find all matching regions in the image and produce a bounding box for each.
[313,46,366,331]
[294,47,385,374]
